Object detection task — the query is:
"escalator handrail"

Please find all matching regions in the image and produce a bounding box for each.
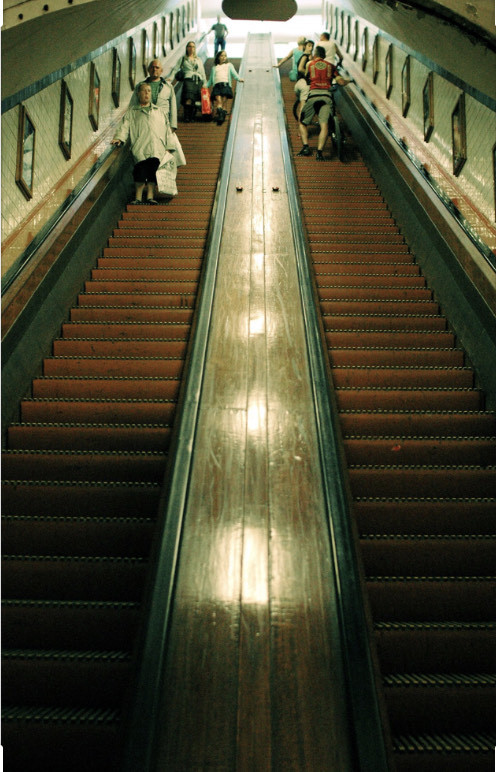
[2,33,211,302]
[121,58,246,772]
[272,63,391,772]
[1,144,119,298]
[334,81,496,273]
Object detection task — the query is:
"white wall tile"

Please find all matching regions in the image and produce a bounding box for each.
[1,8,194,277]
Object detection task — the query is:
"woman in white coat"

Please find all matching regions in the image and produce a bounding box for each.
[111,83,177,204]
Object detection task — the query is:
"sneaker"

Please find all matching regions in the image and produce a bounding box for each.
[131,199,143,205]
[316,151,325,161]
[147,199,158,205]
[297,146,311,156]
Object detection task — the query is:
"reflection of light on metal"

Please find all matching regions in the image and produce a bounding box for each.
[249,313,265,335]
[208,525,268,606]
[242,527,268,605]
[247,401,266,433]
[210,526,241,603]
[253,252,264,270]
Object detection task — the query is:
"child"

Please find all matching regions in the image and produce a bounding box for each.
[207,51,244,125]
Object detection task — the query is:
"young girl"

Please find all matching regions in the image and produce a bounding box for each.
[207,51,244,124]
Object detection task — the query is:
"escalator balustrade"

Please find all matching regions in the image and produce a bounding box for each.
[1,116,230,771]
[282,75,496,772]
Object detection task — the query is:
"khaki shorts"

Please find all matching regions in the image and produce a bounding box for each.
[300,95,332,125]
[294,78,310,103]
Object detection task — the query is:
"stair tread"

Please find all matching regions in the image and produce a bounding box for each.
[361,534,496,541]
[392,730,496,752]
[2,648,131,661]
[2,598,139,608]
[367,574,495,580]
[375,621,496,630]
[3,448,164,456]
[2,705,121,722]
[8,420,172,428]
[384,673,496,687]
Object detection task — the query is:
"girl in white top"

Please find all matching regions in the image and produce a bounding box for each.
[207,50,244,124]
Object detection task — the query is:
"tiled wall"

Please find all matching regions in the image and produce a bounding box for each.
[323,3,496,250]
[1,1,198,279]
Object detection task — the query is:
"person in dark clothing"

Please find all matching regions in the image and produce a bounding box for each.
[210,16,228,56]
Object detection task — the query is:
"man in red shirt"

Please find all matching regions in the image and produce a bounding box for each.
[297,45,351,160]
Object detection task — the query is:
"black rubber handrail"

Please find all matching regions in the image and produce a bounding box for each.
[2,33,209,300]
[272,59,391,772]
[334,82,496,273]
[1,145,118,297]
[121,57,246,772]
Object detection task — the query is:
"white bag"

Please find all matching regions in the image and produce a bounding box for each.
[156,152,178,197]
[169,132,186,166]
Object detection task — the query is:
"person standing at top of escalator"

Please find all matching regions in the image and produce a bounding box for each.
[319,32,343,65]
[130,59,177,131]
[172,41,208,122]
[210,16,228,56]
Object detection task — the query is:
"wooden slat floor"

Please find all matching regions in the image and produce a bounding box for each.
[153,35,355,770]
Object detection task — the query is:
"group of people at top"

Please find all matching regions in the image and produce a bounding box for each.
[172,39,243,126]
[275,32,352,161]
[111,26,243,205]
[110,26,347,205]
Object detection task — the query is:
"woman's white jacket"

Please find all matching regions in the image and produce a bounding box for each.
[113,103,176,163]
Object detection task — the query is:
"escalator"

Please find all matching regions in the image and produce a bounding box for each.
[281,78,496,770]
[1,113,229,771]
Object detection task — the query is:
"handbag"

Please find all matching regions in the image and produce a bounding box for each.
[201,87,212,115]
[175,58,185,81]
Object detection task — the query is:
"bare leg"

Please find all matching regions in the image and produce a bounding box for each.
[134,182,145,202]
[317,120,329,151]
[298,121,309,146]
[145,182,157,202]
[214,95,222,115]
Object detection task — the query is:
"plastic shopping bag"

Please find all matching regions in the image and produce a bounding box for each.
[201,87,212,115]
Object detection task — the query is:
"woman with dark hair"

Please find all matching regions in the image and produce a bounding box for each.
[173,41,207,122]
[293,40,314,119]
[207,50,244,125]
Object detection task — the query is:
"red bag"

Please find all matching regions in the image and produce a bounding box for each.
[201,87,212,115]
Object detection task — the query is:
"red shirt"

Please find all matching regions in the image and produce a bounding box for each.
[308,58,336,91]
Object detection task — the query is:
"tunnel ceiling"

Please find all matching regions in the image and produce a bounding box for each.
[2,0,495,101]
